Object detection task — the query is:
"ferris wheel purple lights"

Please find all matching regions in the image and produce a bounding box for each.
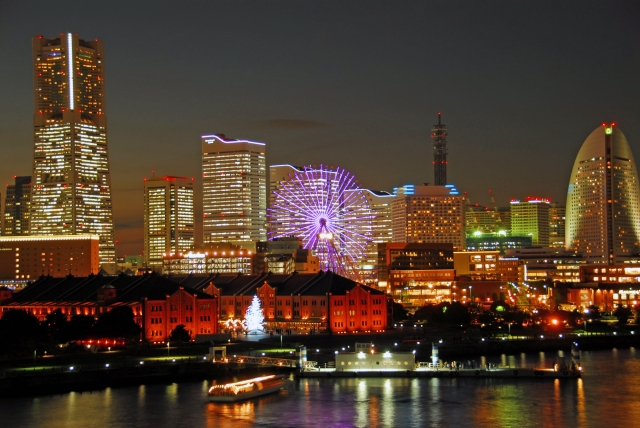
[269,165,373,280]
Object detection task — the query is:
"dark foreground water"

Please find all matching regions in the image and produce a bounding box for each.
[2,348,639,428]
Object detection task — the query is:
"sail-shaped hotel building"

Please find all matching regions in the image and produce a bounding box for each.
[565,124,640,264]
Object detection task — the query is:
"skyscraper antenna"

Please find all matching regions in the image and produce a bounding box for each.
[431,112,448,186]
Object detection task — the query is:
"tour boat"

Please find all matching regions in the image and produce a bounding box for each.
[207,374,287,402]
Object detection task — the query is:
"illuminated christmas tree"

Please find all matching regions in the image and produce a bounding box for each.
[245,295,264,332]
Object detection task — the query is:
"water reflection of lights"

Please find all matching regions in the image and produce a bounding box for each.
[206,392,289,425]
[576,378,586,426]
[356,380,369,427]
[166,383,178,401]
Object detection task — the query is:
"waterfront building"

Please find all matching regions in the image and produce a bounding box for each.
[391,184,465,250]
[0,235,99,279]
[3,176,31,236]
[143,176,194,269]
[0,271,387,339]
[557,265,640,312]
[30,34,115,264]
[0,273,217,342]
[202,134,267,249]
[510,197,550,246]
[174,271,388,334]
[549,203,566,248]
[566,123,640,264]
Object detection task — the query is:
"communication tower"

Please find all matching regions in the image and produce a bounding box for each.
[432,112,448,185]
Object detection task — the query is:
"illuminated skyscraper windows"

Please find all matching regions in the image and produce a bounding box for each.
[391,185,465,250]
[4,176,32,236]
[509,197,550,246]
[202,135,266,248]
[30,34,115,264]
[565,124,640,263]
[143,176,194,269]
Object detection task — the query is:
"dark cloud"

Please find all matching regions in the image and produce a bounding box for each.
[258,119,328,130]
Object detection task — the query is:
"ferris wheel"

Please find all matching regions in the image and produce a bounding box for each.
[269,165,373,281]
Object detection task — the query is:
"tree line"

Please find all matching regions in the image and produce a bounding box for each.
[0,307,141,357]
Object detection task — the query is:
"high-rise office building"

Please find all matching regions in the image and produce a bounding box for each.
[432,113,448,186]
[354,189,394,285]
[29,33,115,264]
[549,203,566,248]
[566,123,640,263]
[4,176,32,236]
[143,176,194,269]
[510,197,550,246]
[391,184,465,250]
[202,134,266,248]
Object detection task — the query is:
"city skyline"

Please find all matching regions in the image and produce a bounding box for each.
[0,1,638,257]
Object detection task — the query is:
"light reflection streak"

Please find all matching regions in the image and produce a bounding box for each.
[428,378,441,423]
[381,379,395,426]
[575,378,586,426]
[355,380,368,427]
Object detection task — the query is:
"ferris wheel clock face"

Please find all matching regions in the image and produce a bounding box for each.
[268,165,373,280]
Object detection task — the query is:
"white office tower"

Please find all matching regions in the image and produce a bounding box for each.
[202,134,267,249]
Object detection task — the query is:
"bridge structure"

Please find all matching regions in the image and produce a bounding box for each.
[209,346,317,369]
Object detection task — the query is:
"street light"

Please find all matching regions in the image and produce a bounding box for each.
[167,341,170,357]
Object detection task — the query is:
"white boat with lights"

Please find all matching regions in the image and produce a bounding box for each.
[207,375,287,402]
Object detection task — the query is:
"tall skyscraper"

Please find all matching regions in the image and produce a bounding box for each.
[566,123,640,263]
[4,176,32,236]
[143,176,194,269]
[510,197,550,246]
[29,33,115,264]
[391,184,465,250]
[202,134,266,248]
[432,112,448,186]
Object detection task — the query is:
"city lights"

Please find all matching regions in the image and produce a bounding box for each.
[269,164,373,280]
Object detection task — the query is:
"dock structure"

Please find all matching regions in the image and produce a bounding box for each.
[208,343,583,379]
[297,366,581,379]
[296,342,583,379]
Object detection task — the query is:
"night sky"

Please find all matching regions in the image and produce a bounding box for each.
[0,1,639,257]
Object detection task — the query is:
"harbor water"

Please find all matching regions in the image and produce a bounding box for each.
[2,348,639,427]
